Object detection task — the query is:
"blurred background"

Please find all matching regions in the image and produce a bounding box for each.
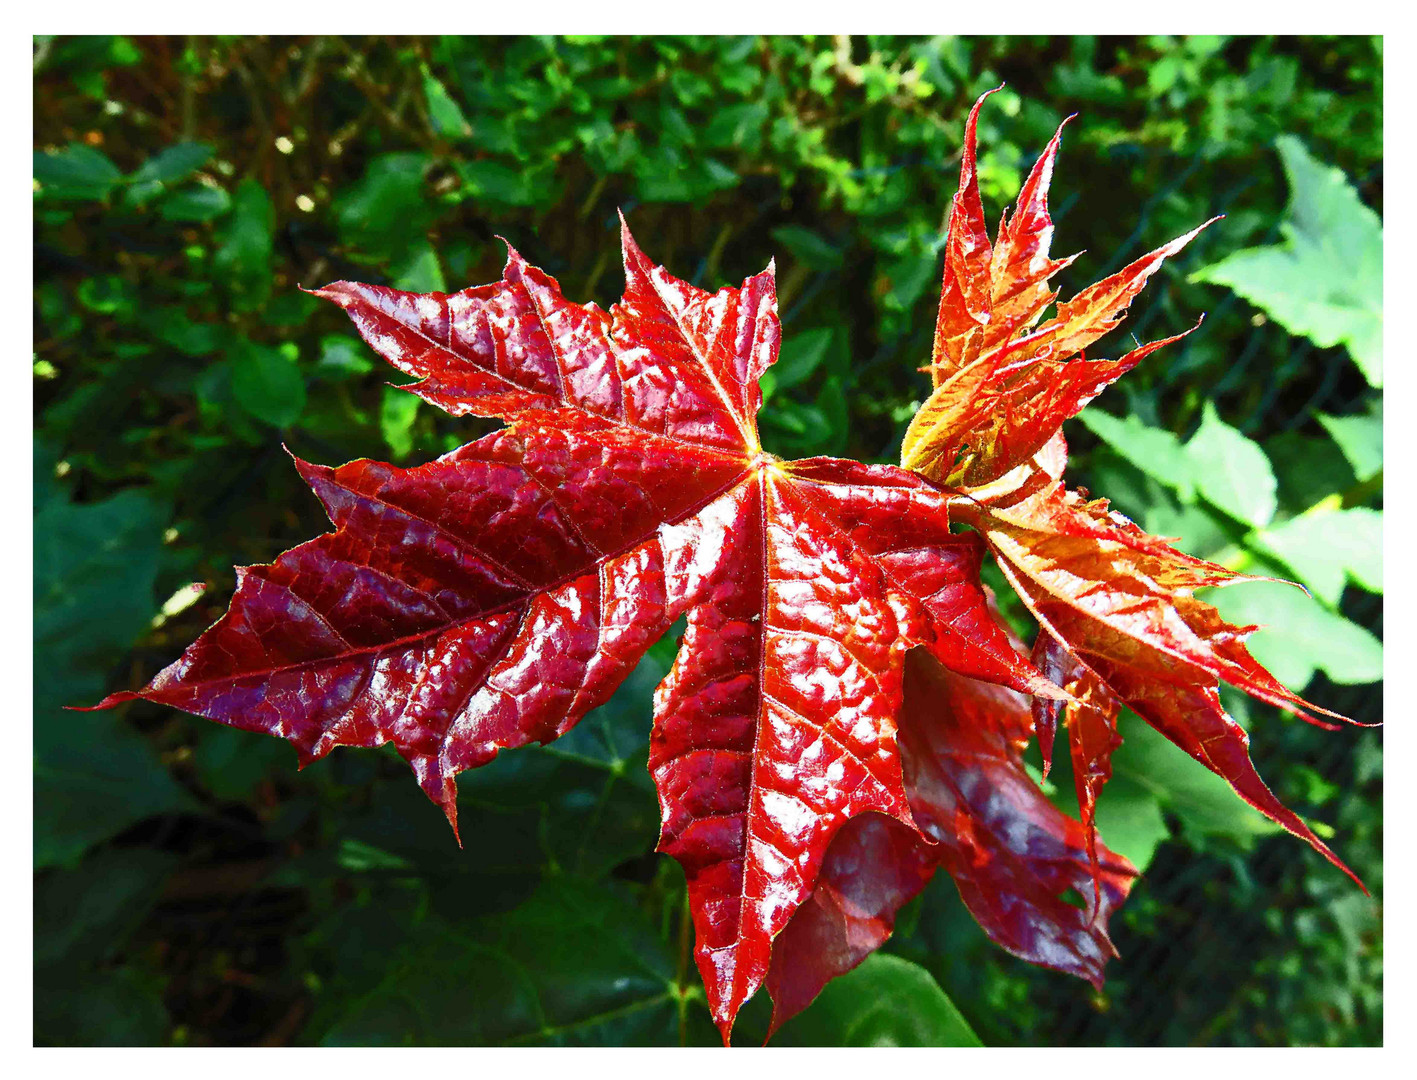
[33,35,1382,1046]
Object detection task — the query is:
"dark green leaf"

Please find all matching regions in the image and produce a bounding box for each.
[309,878,693,1046]
[159,182,232,222]
[34,144,122,200]
[125,142,213,204]
[770,225,844,270]
[215,179,275,311]
[230,341,306,428]
[774,954,982,1047]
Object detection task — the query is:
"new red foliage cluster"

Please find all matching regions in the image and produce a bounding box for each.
[91,91,1361,1044]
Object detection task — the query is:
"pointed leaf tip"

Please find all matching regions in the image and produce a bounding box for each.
[493,233,523,268]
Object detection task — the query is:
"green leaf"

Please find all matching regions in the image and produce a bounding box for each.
[230,341,306,428]
[316,334,376,379]
[159,182,232,222]
[309,878,695,1046]
[1264,429,1360,511]
[1191,137,1382,387]
[335,154,435,256]
[263,291,320,328]
[770,225,844,270]
[455,640,670,878]
[76,275,138,318]
[144,306,222,356]
[1109,712,1280,851]
[34,965,171,1046]
[1043,713,1169,871]
[391,238,447,293]
[189,723,292,803]
[774,954,982,1047]
[1186,403,1278,527]
[1092,772,1171,872]
[35,848,177,970]
[881,249,941,312]
[214,179,275,311]
[761,397,833,457]
[1079,410,1200,500]
[380,386,421,457]
[34,143,122,200]
[1208,573,1383,689]
[1250,506,1382,605]
[422,66,472,140]
[35,709,196,871]
[33,455,193,868]
[769,327,835,392]
[34,479,166,672]
[124,141,213,204]
[457,158,540,207]
[703,101,769,151]
[1318,398,1382,483]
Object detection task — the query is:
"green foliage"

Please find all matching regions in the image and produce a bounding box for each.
[34,143,123,200]
[307,878,701,1046]
[1193,137,1383,387]
[34,34,1381,1047]
[1209,569,1383,689]
[1319,399,1383,483]
[1185,403,1279,528]
[34,443,195,870]
[1251,506,1381,607]
[772,955,982,1047]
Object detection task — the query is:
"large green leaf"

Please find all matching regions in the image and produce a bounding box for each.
[34,966,171,1046]
[1192,137,1382,386]
[454,637,672,878]
[770,225,844,270]
[1185,403,1278,527]
[1079,410,1201,501]
[1091,772,1171,872]
[391,238,447,293]
[1208,570,1383,689]
[158,182,232,222]
[308,878,701,1046]
[421,65,472,140]
[766,326,836,394]
[334,153,435,258]
[1109,711,1280,851]
[1264,429,1363,512]
[33,447,193,868]
[773,954,983,1047]
[35,708,196,870]
[35,847,177,971]
[230,341,306,429]
[124,141,213,205]
[1250,506,1382,606]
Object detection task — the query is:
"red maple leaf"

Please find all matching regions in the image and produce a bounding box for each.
[89,213,1063,1042]
[88,90,1364,1044]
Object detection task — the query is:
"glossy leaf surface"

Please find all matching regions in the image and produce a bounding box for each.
[92,220,1059,1043]
[765,649,1136,1035]
[901,91,1365,905]
[902,89,1214,486]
